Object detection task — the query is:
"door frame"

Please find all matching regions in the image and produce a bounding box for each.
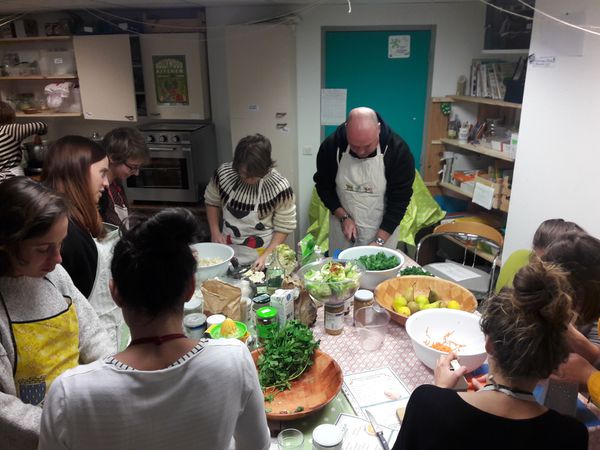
[321,25,436,172]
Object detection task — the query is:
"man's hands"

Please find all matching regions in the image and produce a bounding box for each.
[341,217,358,243]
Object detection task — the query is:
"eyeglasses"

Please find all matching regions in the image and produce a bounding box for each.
[123,161,142,173]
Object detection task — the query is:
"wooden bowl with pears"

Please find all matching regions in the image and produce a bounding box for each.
[374,276,478,326]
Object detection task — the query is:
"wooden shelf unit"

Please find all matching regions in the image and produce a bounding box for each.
[440,138,515,162]
[0,36,72,44]
[0,75,77,80]
[15,111,81,118]
[449,95,522,109]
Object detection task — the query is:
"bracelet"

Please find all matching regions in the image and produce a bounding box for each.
[339,214,351,225]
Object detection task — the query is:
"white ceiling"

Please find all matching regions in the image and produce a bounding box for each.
[1,0,463,14]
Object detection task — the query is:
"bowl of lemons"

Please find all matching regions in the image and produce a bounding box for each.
[374,275,478,326]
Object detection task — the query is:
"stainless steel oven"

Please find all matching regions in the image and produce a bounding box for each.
[126,122,217,203]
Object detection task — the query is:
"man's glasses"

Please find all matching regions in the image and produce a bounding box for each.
[123,161,142,173]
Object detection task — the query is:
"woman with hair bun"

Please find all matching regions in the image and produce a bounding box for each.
[0,177,110,450]
[393,258,588,450]
[39,208,270,450]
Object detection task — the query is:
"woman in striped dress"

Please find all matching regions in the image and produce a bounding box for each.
[0,101,47,182]
[204,134,296,270]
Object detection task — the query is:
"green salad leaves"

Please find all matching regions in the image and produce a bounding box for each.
[357,252,400,271]
[257,320,320,391]
[303,260,361,302]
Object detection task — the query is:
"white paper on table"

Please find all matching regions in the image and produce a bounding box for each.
[427,263,480,282]
[321,89,347,125]
[472,182,494,210]
[343,367,411,412]
[336,413,399,450]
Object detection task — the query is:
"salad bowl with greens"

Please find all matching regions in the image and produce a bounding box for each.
[298,258,364,305]
[338,246,405,290]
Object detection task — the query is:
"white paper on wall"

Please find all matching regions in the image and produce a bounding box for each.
[320,88,347,125]
[388,35,411,58]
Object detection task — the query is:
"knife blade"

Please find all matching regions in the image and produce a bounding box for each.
[366,410,390,450]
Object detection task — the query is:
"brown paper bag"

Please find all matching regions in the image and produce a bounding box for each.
[201,280,241,320]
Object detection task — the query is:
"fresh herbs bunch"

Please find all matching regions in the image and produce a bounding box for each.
[257,320,320,391]
[400,266,434,277]
[357,252,400,271]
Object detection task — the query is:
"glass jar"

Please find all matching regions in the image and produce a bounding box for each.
[353,289,374,324]
[324,303,345,336]
[255,306,279,343]
[251,293,271,329]
[266,247,284,295]
[183,295,203,317]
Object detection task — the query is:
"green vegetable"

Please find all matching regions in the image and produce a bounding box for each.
[276,243,297,275]
[399,266,434,277]
[257,320,320,392]
[303,261,361,302]
[294,406,304,412]
[264,394,275,403]
[357,252,400,271]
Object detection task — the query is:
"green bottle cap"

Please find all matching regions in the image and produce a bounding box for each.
[256,306,278,319]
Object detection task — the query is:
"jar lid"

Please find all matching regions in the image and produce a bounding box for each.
[354,289,374,301]
[183,313,207,328]
[184,296,202,311]
[312,424,343,447]
[206,314,226,326]
[252,293,270,305]
[256,306,278,319]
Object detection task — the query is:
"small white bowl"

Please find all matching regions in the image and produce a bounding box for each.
[405,308,487,372]
[190,243,234,284]
[338,246,404,290]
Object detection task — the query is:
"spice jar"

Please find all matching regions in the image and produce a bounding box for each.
[312,424,344,450]
[251,293,271,328]
[324,303,345,335]
[353,289,374,324]
[255,306,279,343]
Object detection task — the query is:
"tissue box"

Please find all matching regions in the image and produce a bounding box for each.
[270,288,296,327]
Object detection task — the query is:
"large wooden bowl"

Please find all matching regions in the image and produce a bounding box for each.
[251,348,343,421]
[374,276,478,326]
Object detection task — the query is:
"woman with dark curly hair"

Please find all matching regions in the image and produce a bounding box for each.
[394,258,588,450]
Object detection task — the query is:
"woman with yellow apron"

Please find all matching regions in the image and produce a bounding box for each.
[0,177,111,450]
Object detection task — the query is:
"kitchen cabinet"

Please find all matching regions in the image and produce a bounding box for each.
[73,34,137,122]
[139,33,210,120]
[0,36,81,118]
[225,24,298,245]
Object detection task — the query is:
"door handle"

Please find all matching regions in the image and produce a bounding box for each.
[149,112,161,116]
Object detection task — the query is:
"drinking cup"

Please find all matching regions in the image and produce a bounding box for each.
[354,306,390,351]
[277,428,304,450]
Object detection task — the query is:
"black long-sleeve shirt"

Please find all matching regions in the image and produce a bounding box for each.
[314,113,415,234]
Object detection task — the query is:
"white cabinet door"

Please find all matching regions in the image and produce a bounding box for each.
[225,24,297,199]
[73,35,137,122]
[140,33,210,120]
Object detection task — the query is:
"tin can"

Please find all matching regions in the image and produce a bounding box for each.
[183,312,207,339]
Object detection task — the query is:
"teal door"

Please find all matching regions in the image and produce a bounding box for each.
[323,29,433,169]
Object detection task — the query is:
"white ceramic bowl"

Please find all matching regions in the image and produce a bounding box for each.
[190,243,234,284]
[338,246,404,290]
[405,308,487,372]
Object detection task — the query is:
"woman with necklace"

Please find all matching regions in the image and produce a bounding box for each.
[39,208,270,450]
[394,258,588,450]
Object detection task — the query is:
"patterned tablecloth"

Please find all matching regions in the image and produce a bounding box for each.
[268,252,600,450]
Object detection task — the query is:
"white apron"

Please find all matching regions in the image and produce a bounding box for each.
[222,178,272,252]
[107,186,129,227]
[328,144,400,254]
[89,227,123,353]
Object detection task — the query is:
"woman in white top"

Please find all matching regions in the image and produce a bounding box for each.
[39,208,271,450]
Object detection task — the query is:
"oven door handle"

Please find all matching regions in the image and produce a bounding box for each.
[148,148,191,156]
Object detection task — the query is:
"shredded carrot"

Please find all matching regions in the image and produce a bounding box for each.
[424,327,466,354]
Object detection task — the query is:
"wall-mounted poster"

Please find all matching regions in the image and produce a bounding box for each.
[153,55,189,105]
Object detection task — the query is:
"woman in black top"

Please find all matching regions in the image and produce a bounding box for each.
[394,259,588,450]
[42,136,109,298]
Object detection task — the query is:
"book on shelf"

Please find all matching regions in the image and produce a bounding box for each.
[468,59,519,100]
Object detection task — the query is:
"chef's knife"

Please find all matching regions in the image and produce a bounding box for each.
[366,410,390,450]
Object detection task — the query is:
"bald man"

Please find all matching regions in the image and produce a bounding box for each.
[314,107,415,253]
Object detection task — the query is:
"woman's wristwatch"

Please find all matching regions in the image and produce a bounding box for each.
[339,214,351,225]
[375,237,385,246]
